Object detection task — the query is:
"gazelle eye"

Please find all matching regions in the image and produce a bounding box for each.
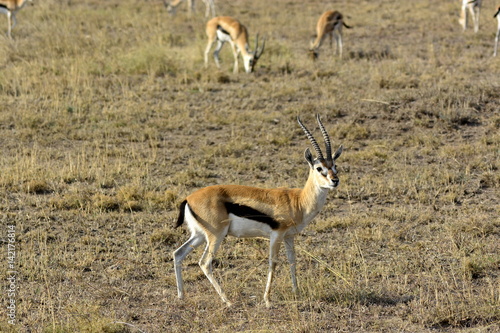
[316,167,323,172]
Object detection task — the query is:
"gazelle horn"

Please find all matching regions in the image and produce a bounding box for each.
[257,38,265,59]
[297,116,324,160]
[316,114,332,160]
[254,33,259,55]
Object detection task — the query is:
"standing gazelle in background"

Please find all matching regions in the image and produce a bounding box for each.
[204,16,265,73]
[164,0,215,18]
[0,0,32,39]
[309,10,351,60]
[494,6,500,56]
[173,115,343,308]
[459,0,482,32]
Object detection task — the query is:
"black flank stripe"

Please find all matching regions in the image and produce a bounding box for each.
[217,25,230,36]
[225,202,280,229]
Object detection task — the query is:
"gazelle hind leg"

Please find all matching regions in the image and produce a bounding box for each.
[198,229,232,306]
[213,40,225,68]
[203,0,215,17]
[173,234,205,299]
[209,0,216,17]
[204,37,216,68]
[204,0,209,18]
[475,9,480,33]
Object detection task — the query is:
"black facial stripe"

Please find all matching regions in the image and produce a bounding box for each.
[315,164,329,177]
[225,202,280,229]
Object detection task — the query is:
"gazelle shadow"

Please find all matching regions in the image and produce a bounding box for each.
[322,290,414,307]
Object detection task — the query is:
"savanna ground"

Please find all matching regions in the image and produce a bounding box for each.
[0,0,499,332]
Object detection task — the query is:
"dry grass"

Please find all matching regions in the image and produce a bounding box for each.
[0,0,499,332]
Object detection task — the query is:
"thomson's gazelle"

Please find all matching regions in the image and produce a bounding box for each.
[459,0,482,32]
[204,16,265,73]
[0,0,32,39]
[164,0,215,18]
[173,115,343,307]
[494,6,500,56]
[310,10,351,60]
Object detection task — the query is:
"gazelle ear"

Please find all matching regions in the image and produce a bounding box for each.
[333,145,343,161]
[304,148,314,168]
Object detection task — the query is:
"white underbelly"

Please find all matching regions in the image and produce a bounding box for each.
[216,30,233,43]
[227,214,272,238]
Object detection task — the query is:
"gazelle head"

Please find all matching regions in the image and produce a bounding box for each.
[308,37,318,60]
[298,115,343,189]
[163,0,177,15]
[243,34,265,73]
[308,49,319,60]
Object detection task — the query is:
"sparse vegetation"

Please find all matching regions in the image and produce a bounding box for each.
[0,0,498,332]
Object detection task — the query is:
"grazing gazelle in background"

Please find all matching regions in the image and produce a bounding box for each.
[494,6,500,56]
[173,115,343,308]
[309,10,351,60]
[204,16,265,73]
[164,0,215,18]
[459,0,482,32]
[0,0,32,39]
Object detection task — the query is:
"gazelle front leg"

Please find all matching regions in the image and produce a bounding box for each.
[187,0,194,16]
[284,236,297,293]
[469,5,480,33]
[263,232,284,307]
[494,7,500,57]
[459,1,467,30]
[228,40,240,73]
[337,33,343,58]
[495,29,499,57]
[3,11,16,39]
[7,12,12,39]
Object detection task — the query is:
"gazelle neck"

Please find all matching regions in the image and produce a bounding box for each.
[310,36,323,51]
[18,0,31,10]
[238,42,252,57]
[299,169,329,223]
